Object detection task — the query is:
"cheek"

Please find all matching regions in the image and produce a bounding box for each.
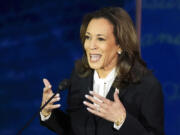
[102,47,118,64]
[103,45,117,56]
[83,43,88,52]
[84,40,90,50]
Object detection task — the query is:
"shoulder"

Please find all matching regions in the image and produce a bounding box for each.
[138,71,163,97]
[70,67,93,81]
[69,66,93,88]
[124,71,163,99]
[141,71,161,89]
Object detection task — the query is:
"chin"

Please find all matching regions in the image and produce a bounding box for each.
[88,62,102,70]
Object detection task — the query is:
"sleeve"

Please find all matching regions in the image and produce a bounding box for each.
[40,70,75,135]
[40,112,51,121]
[40,108,70,135]
[113,121,124,130]
[116,81,164,135]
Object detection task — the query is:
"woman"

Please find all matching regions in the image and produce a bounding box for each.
[40,7,164,135]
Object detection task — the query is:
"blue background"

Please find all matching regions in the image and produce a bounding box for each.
[0,0,179,135]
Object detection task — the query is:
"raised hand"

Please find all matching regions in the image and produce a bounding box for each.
[41,78,60,117]
[83,89,126,124]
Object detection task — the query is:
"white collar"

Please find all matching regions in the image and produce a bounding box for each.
[93,67,117,97]
[94,67,117,83]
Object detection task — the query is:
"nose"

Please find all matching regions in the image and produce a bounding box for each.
[89,38,97,50]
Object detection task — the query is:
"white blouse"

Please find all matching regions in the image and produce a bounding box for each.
[93,67,117,97]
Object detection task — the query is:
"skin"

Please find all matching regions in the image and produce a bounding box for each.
[84,18,121,78]
[83,18,126,123]
[41,18,126,124]
[41,78,60,116]
[84,89,126,124]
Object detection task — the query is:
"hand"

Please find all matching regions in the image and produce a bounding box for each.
[83,89,126,124]
[41,78,61,117]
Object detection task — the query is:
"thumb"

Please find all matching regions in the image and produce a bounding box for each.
[113,88,120,103]
[43,78,51,88]
[43,78,53,94]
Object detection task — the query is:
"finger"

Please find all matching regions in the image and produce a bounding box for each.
[89,91,112,105]
[55,93,60,98]
[43,78,51,87]
[83,101,97,110]
[85,94,103,104]
[86,107,103,117]
[46,104,61,110]
[83,101,106,113]
[43,78,52,91]
[42,96,59,107]
[85,94,107,109]
[45,93,54,102]
[43,86,52,93]
[113,88,120,103]
[49,97,60,104]
[43,93,60,105]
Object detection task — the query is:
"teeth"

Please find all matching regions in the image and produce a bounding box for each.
[90,54,101,61]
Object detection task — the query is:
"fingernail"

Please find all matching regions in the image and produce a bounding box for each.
[85,94,89,98]
[115,88,119,94]
[89,91,93,94]
[48,85,51,88]
[57,104,61,107]
[57,98,60,100]
[83,101,87,104]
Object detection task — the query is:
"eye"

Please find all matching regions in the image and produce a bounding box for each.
[98,37,105,41]
[85,35,90,40]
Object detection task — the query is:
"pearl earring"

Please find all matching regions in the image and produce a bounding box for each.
[118,51,121,54]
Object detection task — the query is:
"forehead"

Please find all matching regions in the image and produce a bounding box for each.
[86,18,114,35]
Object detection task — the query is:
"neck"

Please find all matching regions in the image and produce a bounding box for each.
[96,55,118,78]
[96,66,116,78]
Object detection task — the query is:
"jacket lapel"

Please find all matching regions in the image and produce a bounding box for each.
[85,71,94,93]
[106,86,115,101]
[106,85,130,101]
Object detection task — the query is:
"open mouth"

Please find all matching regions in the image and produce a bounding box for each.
[90,54,102,62]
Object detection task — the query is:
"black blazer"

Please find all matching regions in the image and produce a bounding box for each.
[40,70,164,135]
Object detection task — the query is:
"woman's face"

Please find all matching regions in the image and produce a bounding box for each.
[84,18,121,72]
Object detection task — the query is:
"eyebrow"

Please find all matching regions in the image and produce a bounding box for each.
[86,32,106,37]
